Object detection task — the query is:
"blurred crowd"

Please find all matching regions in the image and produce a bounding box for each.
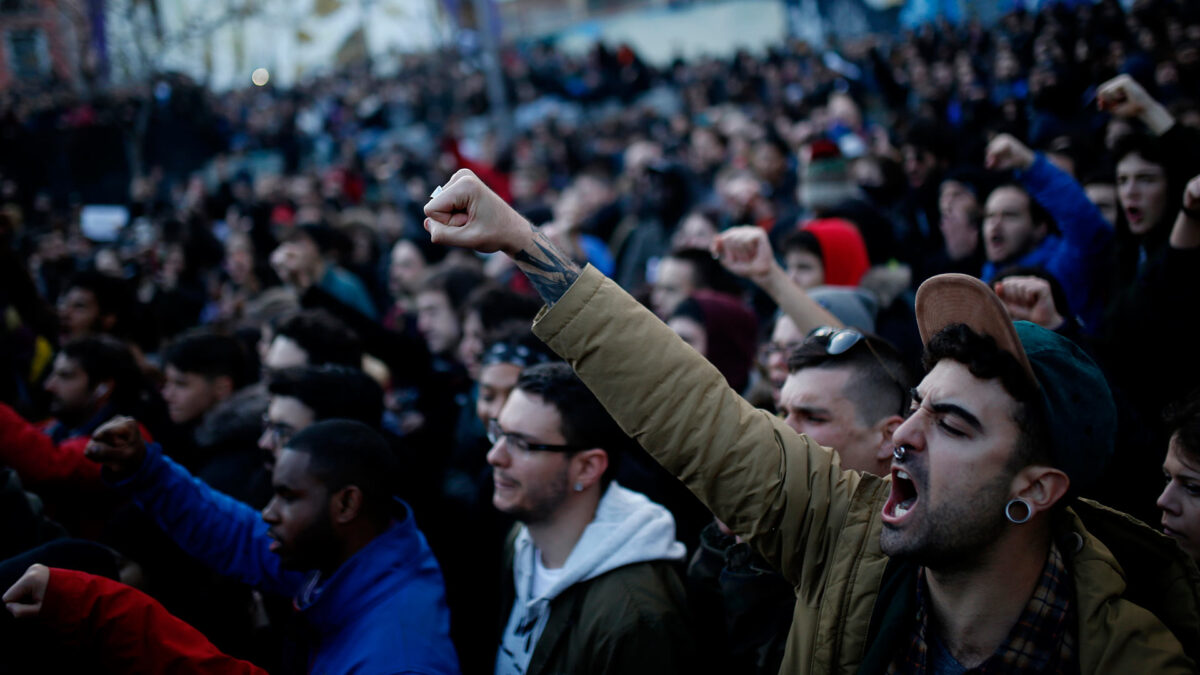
[2,0,1200,672]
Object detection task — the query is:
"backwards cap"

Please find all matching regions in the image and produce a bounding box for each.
[914,274,1116,492]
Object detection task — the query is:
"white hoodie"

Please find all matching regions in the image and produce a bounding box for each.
[494,482,686,675]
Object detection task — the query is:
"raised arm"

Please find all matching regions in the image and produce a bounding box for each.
[426,169,581,307]
[424,171,883,583]
[987,134,1111,255]
[1097,74,1175,136]
[711,225,842,334]
[0,404,102,489]
[86,418,303,598]
[1170,176,1200,250]
[4,565,268,675]
[1097,75,1200,188]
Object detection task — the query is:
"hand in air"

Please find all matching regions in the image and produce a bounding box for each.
[84,416,147,479]
[985,134,1036,172]
[423,170,532,256]
[3,564,49,619]
[994,276,1065,330]
[711,226,778,285]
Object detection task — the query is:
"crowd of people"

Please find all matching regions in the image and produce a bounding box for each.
[2,0,1200,672]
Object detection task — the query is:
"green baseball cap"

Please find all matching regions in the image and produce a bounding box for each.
[914,273,1116,492]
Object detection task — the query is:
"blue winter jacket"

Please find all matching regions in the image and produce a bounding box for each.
[980,153,1112,333]
[113,443,461,675]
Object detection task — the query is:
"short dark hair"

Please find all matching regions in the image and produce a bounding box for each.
[418,266,487,312]
[1111,132,1181,236]
[514,362,625,485]
[64,271,134,332]
[986,182,1055,233]
[285,419,399,522]
[287,223,351,259]
[788,332,913,423]
[903,118,952,161]
[164,331,252,389]
[267,365,383,427]
[59,336,148,412]
[462,285,542,331]
[663,248,742,296]
[1165,390,1200,467]
[1111,132,1167,172]
[274,309,362,368]
[779,229,824,261]
[923,324,1049,469]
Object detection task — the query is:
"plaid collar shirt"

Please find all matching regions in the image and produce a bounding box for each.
[886,542,1078,674]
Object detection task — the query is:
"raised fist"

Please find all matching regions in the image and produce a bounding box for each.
[1184,174,1200,214]
[84,416,147,479]
[3,564,49,619]
[711,226,777,284]
[423,170,532,256]
[994,276,1064,330]
[985,134,1035,173]
[1097,74,1154,117]
[1096,74,1173,134]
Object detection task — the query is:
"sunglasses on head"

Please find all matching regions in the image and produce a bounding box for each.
[806,326,910,415]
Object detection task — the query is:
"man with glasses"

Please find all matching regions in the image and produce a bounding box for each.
[780,327,913,477]
[259,365,384,467]
[425,171,1197,674]
[488,362,694,675]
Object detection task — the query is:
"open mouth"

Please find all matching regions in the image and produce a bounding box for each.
[882,467,920,524]
[986,235,1006,255]
[1125,205,1143,223]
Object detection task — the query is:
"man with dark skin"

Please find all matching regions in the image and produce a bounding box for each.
[72,416,460,674]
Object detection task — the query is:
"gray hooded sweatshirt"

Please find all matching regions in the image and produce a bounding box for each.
[494,482,686,675]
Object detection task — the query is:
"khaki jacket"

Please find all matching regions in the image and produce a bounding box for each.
[533,266,1198,674]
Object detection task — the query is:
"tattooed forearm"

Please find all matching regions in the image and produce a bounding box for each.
[513,229,581,306]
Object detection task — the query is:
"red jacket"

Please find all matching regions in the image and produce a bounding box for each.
[42,568,267,674]
[0,404,104,489]
[0,404,156,490]
[0,404,155,538]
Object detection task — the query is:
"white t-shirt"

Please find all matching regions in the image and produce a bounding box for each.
[530,553,566,599]
[495,548,562,675]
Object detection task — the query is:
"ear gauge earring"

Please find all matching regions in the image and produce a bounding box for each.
[1005,498,1033,524]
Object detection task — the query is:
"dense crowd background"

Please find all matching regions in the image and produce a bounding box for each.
[2,0,1200,672]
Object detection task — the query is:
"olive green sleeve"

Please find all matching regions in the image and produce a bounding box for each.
[532,265,887,587]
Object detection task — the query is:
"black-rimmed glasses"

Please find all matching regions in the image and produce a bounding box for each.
[262,414,297,447]
[486,418,585,453]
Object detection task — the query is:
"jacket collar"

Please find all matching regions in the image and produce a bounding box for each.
[297,499,433,634]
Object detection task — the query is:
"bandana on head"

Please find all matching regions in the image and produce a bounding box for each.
[481,342,553,369]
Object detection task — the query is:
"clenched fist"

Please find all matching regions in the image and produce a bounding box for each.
[1096,74,1174,135]
[1184,175,1200,215]
[711,226,779,284]
[423,170,533,256]
[3,564,49,619]
[985,134,1036,173]
[84,416,148,479]
[994,276,1065,330]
